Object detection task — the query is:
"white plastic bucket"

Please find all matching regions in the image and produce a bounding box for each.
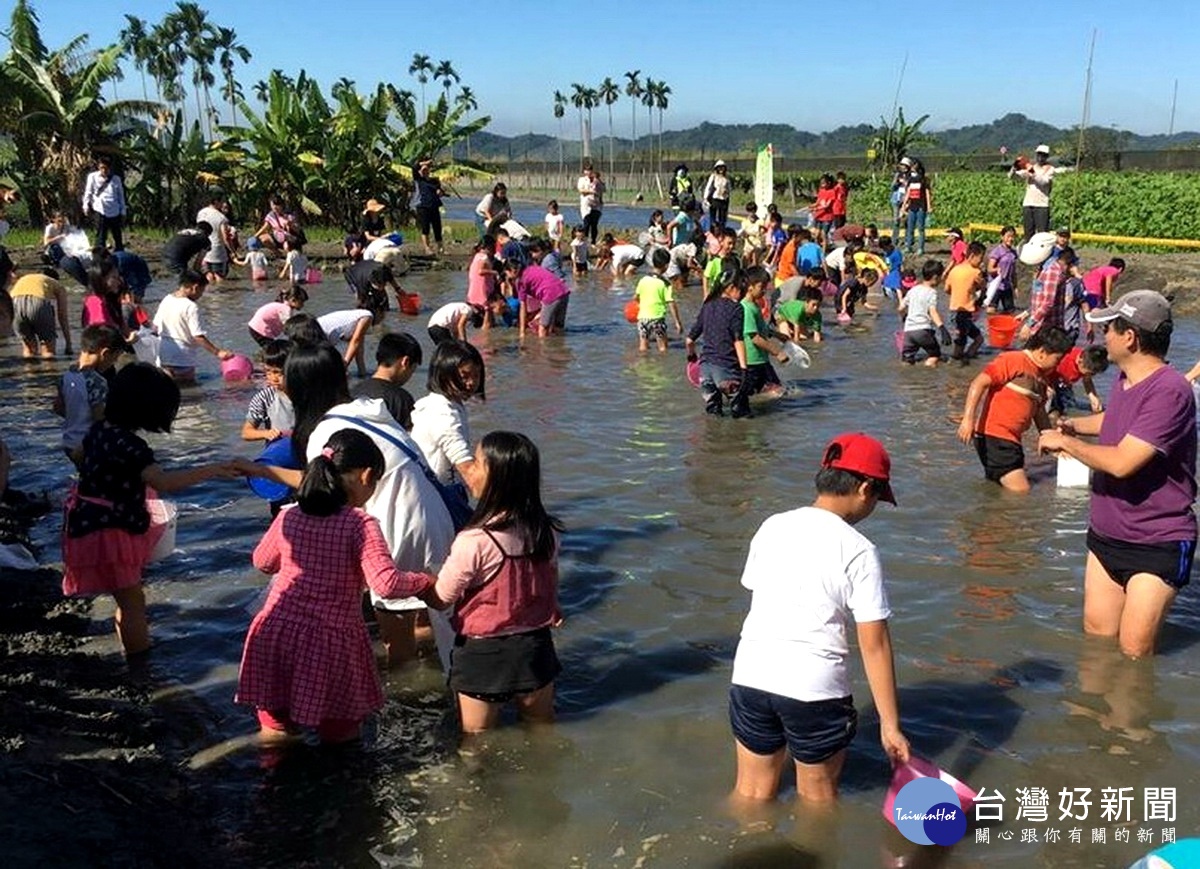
[146,499,177,563]
[1057,455,1091,488]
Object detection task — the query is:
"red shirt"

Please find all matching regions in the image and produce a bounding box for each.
[831,182,848,217]
[1055,346,1084,385]
[813,189,836,222]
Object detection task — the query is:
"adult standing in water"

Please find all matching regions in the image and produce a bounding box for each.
[1010,144,1073,242]
[474,183,511,240]
[576,163,605,245]
[411,157,446,256]
[81,156,126,252]
[1039,291,1196,657]
[702,160,731,231]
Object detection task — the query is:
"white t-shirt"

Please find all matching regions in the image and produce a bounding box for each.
[317,309,372,343]
[545,212,565,240]
[731,506,891,701]
[363,237,397,261]
[902,284,939,332]
[307,398,456,620]
[196,205,228,264]
[428,302,473,330]
[410,392,473,485]
[283,249,307,281]
[152,292,205,369]
[825,247,846,272]
[611,244,644,271]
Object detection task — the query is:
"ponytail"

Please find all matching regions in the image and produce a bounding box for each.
[295,428,385,516]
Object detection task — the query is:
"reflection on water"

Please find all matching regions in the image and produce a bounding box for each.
[4,263,1200,867]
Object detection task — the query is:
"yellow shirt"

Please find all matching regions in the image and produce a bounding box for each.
[9,273,63,300]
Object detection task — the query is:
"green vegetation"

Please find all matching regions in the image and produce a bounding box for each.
[0,1,489,231]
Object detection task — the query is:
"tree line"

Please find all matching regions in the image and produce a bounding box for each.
[0,0,488,233]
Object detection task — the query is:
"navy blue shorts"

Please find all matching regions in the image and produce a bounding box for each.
[729,684,857,764]
[1087,528,1195,591]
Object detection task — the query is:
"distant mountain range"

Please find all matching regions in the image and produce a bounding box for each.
[453,113,1200,163]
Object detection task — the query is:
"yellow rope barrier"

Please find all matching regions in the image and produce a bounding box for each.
[963,223,1200,250]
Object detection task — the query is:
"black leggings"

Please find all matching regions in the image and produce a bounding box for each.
[709,198,729,230]
[415,206,442,244]
[582,210,602,244]
[95,213,124,252]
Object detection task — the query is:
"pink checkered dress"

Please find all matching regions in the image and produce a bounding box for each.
[236,506,430,726]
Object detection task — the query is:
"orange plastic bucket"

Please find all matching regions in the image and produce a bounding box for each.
[398,292,421,316]
[624,299,639,323]
[987,314,1018,348]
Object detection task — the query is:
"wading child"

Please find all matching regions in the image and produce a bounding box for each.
[62,363,237,655]
[945,241,987,361]
[467,236,498,308]
[56,324,123,467]
[152,270,233,382]
[729,432,909,805]
[1050,344,1109,418]
[237,428,435,743]
[634,248,683,353]
[741,266,789,402]
[234,236,269,282]
[956,327,1073,493]
[764,212,787,271]
[352,331,422,430]
[601,234,646,277]
[427,300,485,345]
[544,200,565,253]
[411,340,487,495]
[774,287,824,343]
[702,228,740,297]
[664,231,705,293]
[880,236,903,303]
[945,227,967,265]
[248,284,307,348]
[898,260,951,367]
[425,431,564,734]
[985,225,1018,312]
[739,202,766,267]
[278,237,308,284]
[241,340,294,444]
[507,260,571,338]
[686,270,749,418]
[837,267,879,323]
[569,226,589,276]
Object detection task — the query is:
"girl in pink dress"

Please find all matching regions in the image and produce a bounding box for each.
[426,431,564,734]
[466,235,498,309]
[237,428,434,743]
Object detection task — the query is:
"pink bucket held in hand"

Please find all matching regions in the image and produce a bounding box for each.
[221,354,254,382]
[686,359,701,387]
[882,755,978,826]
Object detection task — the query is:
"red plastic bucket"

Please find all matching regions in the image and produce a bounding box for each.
[987,314,1019,349]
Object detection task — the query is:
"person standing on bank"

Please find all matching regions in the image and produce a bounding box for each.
[412,157,446,256]
[1010,144,1073,242]
[81,156,126,252]
[1038,291,1196,658]
[703,160,732,231]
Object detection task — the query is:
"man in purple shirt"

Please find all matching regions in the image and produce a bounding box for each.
[1039,291,1196,657]
[505,261,570,338]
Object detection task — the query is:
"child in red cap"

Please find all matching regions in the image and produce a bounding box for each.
[729,432,910,806]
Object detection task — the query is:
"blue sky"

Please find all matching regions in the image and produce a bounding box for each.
[17,0,1200,139]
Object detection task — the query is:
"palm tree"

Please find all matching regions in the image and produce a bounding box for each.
[167,2,219,138]
[433,60,459,99]
[118,14,152,103]
[146,16,185,106]
[623,70,641,175]
[213,25,250,127]
[456,86,477,160]
[598,76,619,181]
[409,53,432,116]
[570,82,589,160]
[641,77,656,174]
[652,80,671,172]
[583,87,599,165]
[552,90,567,175]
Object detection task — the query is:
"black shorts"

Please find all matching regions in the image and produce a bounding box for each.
[902,328,940,362]
[248,326,274,348]
[974,433,1024,482]
[728,685,857,764]
[449,627,561,702]
[204,259,229,278]
[1087,528,1195,590]
[428,324,454,345]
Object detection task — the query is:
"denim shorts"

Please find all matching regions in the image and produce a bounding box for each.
[729,684,857,763]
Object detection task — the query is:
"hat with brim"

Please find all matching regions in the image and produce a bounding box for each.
[1085,290,1172,332]
[363,198,386,214]
[821,432,896,505]
[714,159,727,169]
[1035,144,1051,155]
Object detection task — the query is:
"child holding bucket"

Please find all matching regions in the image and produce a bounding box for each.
[62,363,239,655]
[956,327,1073,493]
[729,432,909,804]
[945,242,987,361]
[152,270,234,382]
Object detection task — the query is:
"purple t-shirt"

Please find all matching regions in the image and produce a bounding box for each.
[988,243,1016,289]
[1090,366,1197,543]
[686,296,745,369]
[515,264,570,305]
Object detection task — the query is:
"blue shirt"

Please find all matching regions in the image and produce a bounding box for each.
[883,249,903,289]
[796,242,824,274]
[112,251,151,300]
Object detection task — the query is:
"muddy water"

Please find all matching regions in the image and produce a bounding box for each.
[4,264,1200,868]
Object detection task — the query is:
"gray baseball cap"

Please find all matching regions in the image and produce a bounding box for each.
[1085,290,1172,331]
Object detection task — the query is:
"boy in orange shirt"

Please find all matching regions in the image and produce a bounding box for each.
[945,241,987,362]
[956,327,1073,492]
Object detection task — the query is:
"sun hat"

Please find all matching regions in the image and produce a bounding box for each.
[713,159,727,169]
[1035,144,1051,155]
[363,198,386,214]
[899,156,913,167]
[821,432,896,505]
[1085,290,1172,332]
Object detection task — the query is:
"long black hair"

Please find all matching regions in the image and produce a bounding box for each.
[86,254,123,325]
[287,342,351,464]
[469,431,562,562]
[105,362,180,433]
[427,339,485,402]
[296,428,385,517]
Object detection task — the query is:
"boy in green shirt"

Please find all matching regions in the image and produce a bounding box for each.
[738,266,790,415]
[702,227,740,296]
[635,248,683,352]
[774,287,824,343]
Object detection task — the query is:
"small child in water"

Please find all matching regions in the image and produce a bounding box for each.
[55,324,124,467]
[634,248,683,353]
[235,236,270,281]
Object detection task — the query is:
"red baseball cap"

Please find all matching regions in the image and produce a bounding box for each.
[821,432,896,505]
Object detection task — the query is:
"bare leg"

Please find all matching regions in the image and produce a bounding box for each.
[112,584,150,655]
[514,683,555,725]
[1082,551,1125,640]
[731,739,787,801]
[457,693,503,734]
[39,340,56,358]
[376,610,418,668]
[794,749,846,803]
[1119,572,1177,658]
[997,467,1031,494]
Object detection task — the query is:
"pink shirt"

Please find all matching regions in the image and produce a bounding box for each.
[467,251,495,307]
[1082,265,1120,298]
[435,525,560,637]
[248,301,293,338]
[514,265,570,305]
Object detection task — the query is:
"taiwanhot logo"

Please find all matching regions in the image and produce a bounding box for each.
[892,777,968,846]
